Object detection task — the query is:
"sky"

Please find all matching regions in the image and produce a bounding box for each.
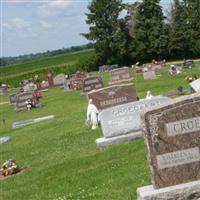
[1,0,171,57]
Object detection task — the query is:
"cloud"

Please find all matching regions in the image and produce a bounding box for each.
[39,21,53,29]
[3,17,31,30]
[37,0,72,18]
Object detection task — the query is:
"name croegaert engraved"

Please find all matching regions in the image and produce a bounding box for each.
[166,116,200,136]
[157,147,200,169]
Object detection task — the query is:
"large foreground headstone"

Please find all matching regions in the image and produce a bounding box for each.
[137,93,200,200]
[87,83,137,111]
[109,67,133,85]
[142,93,200,188]
[83,76,103,94]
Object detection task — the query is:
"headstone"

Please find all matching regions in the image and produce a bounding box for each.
[190,78,200,92]
[109,67,133,85]
[0,136,11,144]
[99,65,110,72]
[15,92,39,112]
[83,76,103,94]
[0,87,7,95]
[87,83,137,111]
[41,81,49,89]
[70,79,83,90]
[143,71,156,80]
[12,115,54,129]
[183,60,195,69]
[63,79,70,91]
[99,96,170,138]
[9,94,18,105]
[45,70,54,87]
[53,74,65,86]
[141,93,200,189]
[148,64,163,72]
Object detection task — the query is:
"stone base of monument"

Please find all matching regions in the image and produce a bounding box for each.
[137,180,200,200]
[96,131,143,148]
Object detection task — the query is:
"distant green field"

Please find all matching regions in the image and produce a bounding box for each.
[0,62,200,200]
[0,49,94,79]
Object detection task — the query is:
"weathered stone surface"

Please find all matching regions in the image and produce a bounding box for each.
[96,131,143,148]
[87,83,137,111]
[99,96,170,138]
[9,93,18,105]
[53,74,65,86]
[83,76,103,93]
[12,115,55,129]
[137,180,200,200]
[141,93,200,189]
[0,136,11,144]
[15,92,40,112]
[143,71,156,80]
[190,78,200,92]
[109,67,133,85]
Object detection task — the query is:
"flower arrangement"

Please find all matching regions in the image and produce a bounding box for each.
[0,159,20,177]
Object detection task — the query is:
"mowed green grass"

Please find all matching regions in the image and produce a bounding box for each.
[0,61,200,200]
[0,49,94,78]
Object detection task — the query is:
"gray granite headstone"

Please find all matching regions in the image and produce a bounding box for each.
[99,96,170,138]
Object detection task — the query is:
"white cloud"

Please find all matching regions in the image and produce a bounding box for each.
[37,0,72,18]
[3,17,31,30]
[39,20,53,29]
[48,0,72,9]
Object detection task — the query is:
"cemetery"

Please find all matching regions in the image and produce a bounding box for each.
[1,0,200,199]
[1,58,200,200]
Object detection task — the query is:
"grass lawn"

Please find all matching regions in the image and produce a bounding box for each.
[0,61,200,200]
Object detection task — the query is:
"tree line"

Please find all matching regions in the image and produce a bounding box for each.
[82,0,200,67]
[0,43,94,67]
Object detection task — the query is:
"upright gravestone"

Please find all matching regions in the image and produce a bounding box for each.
[9,94,18,105]
[87,83,137,111]
[53,74,65,86]
[190,78,200,92]
[143,71,156,80]
[83,76,103,94]
[96,96,170,148]
[109,67,133,85]
[0,87,7,95]
[45,70,54,87]
[137,93,200,199]
[15,92,40,112]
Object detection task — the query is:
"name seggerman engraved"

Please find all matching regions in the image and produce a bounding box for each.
[157,147,200,169]
[166,116,200,136]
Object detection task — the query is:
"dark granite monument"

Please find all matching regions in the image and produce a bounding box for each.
[83,76,103,94]
[137,93,200,200]
[87,83,137,111]
[142,93,200,188]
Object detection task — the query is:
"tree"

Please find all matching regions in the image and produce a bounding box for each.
[82,0,133,65]
[133,0,169,61]
[169,0,200,58]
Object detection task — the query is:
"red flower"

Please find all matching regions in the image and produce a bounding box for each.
[12,159,16,163]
